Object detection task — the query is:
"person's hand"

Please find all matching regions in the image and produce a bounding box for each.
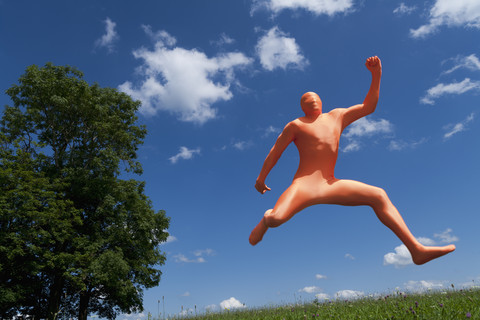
[365,56,382,75]
[255,179,271,194]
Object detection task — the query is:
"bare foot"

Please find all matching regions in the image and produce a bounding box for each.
[412,244,456,265]
[249,217,269,246]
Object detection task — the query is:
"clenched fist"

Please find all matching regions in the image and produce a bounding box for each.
[366,56,382,75]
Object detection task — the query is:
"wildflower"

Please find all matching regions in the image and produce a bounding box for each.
[466,312,471,318]
[415,301,418,308]
[439,303,444,308]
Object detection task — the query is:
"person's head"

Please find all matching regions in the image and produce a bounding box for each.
[300,92,322,116]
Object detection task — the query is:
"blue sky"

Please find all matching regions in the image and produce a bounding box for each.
[1,0,480,318]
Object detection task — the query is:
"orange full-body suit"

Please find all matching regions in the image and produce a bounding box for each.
[250,56,455,265]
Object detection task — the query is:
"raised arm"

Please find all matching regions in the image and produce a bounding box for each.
[341,56,382,130]
[255,122,296,194]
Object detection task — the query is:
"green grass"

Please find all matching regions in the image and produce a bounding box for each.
[164,287,480,319]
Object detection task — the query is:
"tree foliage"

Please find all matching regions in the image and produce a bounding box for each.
[0,63,170,320]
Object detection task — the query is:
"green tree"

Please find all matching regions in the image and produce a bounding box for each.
[0,63,170,320]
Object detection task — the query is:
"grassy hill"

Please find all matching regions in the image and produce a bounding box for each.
[163,287,480,319]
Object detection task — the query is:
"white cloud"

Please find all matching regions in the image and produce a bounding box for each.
[117,312,146,320]
[344,253,355,260]
[459,277,480,289]
[342,117,393,152]
[383,244,412,268]
[256,26,309,71]
[420,78,480,105]
[141,25,177,46]
[164,235,177,244]
[335,290,364,300]
[169,146,201,164]
[315,293,330,300]
[178,308,194,317]
[173,253,205,263]
[252,0,354,16]
[410,0,480,38]
[160,229,177,245]
[343,117,393,138]
[173,248,215,263]
[315,274,327,280]
[212,33,235,47]
[404,280,444,293]
[95,17,119,53]
[393,3,416,16]
[388,138,427,151]
[384,232,458,268]
[181,291,190,297]
[417,237,437,246]
[443,113,475,139]
[443,54,480,75]
[434,228,460,243]
[193,248,215,257]
[263,125,281,137]
[205,304,218,312]
[342,141,361,153]
[299,286,321,293]
[388,141,408,151]
[219,297,245,310]
[119,27,252,124]
[233,141,253,150]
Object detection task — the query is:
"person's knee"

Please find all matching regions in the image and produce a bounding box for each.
[372,187,388,207]
[264,210,286,228]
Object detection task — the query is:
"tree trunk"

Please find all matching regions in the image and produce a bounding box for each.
[78,289,90,320]
[46,273,64,320]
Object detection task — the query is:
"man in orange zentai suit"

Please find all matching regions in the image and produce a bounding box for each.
[250,56,455,265]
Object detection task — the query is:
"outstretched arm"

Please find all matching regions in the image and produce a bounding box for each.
[255,122,296,194]
[341,56,382,130]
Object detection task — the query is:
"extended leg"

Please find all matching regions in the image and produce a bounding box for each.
[319,179,455,265]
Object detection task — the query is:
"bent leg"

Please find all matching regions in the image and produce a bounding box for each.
[249,182,314,246]
[249,209,270,246]
[319,179,455,265]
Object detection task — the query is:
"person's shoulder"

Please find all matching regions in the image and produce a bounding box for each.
[291,118,302,125]
[326,108,349,120]
[281,119,301,135]
[328,108,347,116]
[289,118,304,129]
